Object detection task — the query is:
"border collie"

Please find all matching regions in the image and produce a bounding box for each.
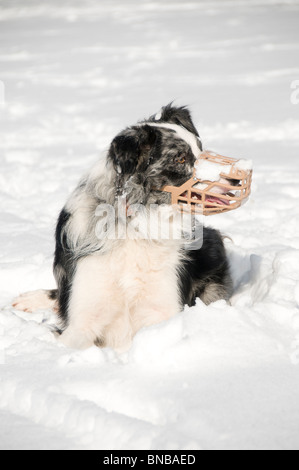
[13,104,232,351]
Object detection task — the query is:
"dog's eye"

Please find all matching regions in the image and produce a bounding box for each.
[177,155,186,164]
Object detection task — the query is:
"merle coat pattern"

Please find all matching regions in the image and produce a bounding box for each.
[13,104,232,351]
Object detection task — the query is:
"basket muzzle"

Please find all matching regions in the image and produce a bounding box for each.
[157,150,253,216]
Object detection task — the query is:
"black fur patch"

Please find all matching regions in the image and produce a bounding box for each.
[53,209,74,327]
[108,125,158,176]
[48,289,58,301]
[180,227,232,307]
[149,103,202,150]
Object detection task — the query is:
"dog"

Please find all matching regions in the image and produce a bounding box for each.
[13,104,233,351]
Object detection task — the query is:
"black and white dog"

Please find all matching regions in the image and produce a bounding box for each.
[13,104,232,351]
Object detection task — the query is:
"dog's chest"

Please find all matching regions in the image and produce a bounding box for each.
[106,240,181,301]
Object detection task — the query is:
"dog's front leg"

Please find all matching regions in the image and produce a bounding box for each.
[12,289,58,313]
[131,266,182,336]
[58,254,118,350]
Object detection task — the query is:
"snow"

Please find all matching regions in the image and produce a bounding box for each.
[234,159,253,171]
[195,158,232,181]
[1,0,299,451]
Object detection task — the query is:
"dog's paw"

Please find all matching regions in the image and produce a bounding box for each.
[12,290,57,313]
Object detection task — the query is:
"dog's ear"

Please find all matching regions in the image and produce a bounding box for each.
[108,125,157,176]
[157,103,200,138]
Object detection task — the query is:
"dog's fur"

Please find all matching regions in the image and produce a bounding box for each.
[13,104,232,351]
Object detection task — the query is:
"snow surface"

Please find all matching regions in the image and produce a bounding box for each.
[1,0,299,451]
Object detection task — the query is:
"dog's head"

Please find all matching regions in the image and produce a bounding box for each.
[107,104,203,205]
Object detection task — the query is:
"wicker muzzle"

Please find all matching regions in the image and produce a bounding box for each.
[157,150,253,216]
